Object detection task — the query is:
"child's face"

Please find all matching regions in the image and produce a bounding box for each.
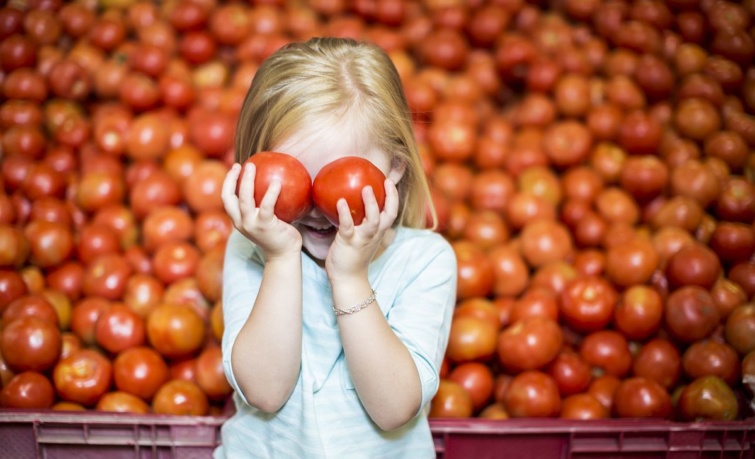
[272,116,403,262]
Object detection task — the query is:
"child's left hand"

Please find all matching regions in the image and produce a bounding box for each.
[325,178,399,282]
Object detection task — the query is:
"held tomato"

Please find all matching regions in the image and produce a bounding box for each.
[312,156,387,225]
[238,152,313,223]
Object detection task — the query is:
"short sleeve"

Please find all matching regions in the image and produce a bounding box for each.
[381,233,457,415]
[220,230,265,406]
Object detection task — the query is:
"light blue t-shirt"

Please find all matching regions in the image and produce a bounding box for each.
[215,227,457,459]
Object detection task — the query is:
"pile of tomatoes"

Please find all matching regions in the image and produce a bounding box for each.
[0,0,754,422]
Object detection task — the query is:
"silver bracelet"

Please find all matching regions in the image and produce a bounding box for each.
[333,290,377,316]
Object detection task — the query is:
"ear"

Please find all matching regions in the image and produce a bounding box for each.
[387,157,406,184]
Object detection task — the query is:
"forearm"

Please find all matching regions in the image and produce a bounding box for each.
[231,254,302,412]
[333,278,422,431]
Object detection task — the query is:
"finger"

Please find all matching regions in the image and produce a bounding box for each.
[361,185,380,225]
[336,198,354,235]
[258,179,281,220]
[221,164,243,224]
[380,178,400,225]
[237,163,257,211]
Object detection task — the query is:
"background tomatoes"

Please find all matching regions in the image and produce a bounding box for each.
[312,156,387,225]
[239,151,313,223]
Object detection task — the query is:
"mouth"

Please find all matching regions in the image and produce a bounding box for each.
[303,223,337,238]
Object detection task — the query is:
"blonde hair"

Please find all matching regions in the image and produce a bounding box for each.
[234,37,435,229]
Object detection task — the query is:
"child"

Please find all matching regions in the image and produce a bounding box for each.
[216,37,457,458]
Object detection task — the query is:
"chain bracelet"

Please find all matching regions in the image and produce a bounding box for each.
[333,290,377,316]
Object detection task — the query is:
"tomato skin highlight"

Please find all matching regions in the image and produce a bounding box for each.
[238,151,313,223]
[312,156,386,225]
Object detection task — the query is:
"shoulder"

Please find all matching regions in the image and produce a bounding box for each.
[225,230,264,263]
[393,228,455,259]
[223,230,266,279]
[383,228,456,274]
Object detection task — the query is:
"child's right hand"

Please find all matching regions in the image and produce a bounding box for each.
[221,162,303,259]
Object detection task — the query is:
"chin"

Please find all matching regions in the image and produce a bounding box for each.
[302,243,330,263]
[299,233,333,263]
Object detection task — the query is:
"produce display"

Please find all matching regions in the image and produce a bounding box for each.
[0,0,754,424]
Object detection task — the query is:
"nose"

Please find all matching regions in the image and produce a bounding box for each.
[307,205,324,218]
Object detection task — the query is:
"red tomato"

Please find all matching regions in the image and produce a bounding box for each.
[677,376,739,421]
[429,379,473,418]
[559,275,618,333]
[52,401,86,411]
[560,393,609,419]
[579,330,632,377]
[548,349,592,396]
[453,297,500,330]
[53,348,112,406]
[94,304,147,354]
[510,287,559,322]
[152,379,209,416]
[60,332,82,360]
[0,371,55,409]
[445,315,497,363]
[497,316,563,373]
[503,370,561,418]
[146,303,205,359]
[613,285,663,341]
[681,340,740,386]
[70,297,111,346]
[96,391,150,414]
[587,374,622,412]
[612,377,672,419]
[478,402,510,419]
[312,156,387,225]
[452,240,495,300]
[664,285,720,344]
[113,346,169,401]
[2,293,59,326]
[724,304,755,356]
[448,361,494,412]
[0,316,61,373]
[195,345,232,401]
[239,151,313,223]
[632,338,682,390]
[170,358,198,382]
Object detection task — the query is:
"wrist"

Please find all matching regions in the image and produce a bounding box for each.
[327,270,368,287]
[264,248,302,265]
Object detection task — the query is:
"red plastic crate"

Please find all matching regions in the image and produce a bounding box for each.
[431,419,755,459]
[0,410,226,459]
[1,411,754,458]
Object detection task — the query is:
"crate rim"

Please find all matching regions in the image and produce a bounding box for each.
[1,409,753,431]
